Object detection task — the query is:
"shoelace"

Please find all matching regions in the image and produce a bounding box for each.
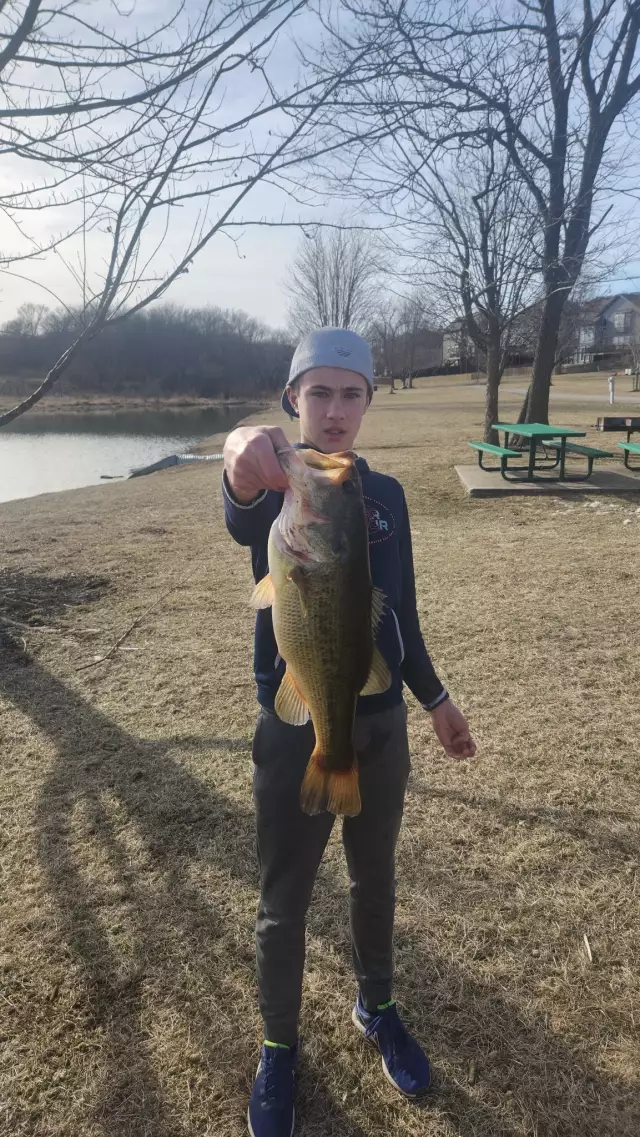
[262,1049,291,1104]
[362,1005,410,1055]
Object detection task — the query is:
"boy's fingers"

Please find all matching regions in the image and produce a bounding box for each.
[265,426,291,453]
[224,426,290,496]
[256,435,289,490]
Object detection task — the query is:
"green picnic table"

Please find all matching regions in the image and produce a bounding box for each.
[468,422,615,481]
[493,423,586,482]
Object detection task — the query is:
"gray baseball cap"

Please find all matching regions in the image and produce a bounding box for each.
[282,327,374,418]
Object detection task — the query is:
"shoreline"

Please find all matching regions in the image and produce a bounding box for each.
[0,400,271,508]
[0,393,271,416]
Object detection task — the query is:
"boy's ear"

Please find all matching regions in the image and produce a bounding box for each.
[286,384,298,410]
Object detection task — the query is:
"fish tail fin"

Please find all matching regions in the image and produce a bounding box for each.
[300,749,361,818]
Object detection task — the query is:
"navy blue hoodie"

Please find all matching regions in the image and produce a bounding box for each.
[223,449,447,715]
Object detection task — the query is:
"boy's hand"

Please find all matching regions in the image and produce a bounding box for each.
[429,700,476,759]
[224,425,291,504]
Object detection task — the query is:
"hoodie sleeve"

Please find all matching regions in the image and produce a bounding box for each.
[397,492,449,711]
[222,471,282,547]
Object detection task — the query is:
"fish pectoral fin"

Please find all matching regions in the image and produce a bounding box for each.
[360,644,392,696]
[371,586,386,636]
[286,565,310,617]
[275,669,310,726]
[251,573,275,609]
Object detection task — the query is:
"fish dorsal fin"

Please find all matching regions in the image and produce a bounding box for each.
[360,644,392,696]
[251,574,275,609]
[371,586,386,636]
[275,669,310,726]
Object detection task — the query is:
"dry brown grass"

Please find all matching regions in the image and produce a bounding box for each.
[1,375,639,1137]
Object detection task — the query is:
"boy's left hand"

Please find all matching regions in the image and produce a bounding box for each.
[429,700,476,759]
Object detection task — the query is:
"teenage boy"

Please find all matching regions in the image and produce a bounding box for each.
[223,327,476,1137]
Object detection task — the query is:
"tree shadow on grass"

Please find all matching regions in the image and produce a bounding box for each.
[392,930,639,1137]
[421,783,640,864]
[1,645,370,1137]
[309,888,639,1137]
[1,638,637,1136]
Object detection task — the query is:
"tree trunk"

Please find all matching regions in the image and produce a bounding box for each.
[517,384,530,424]
[518,290,566,424]
[483,342,501,444]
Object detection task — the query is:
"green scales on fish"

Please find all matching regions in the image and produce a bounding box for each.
[251,447,391,817]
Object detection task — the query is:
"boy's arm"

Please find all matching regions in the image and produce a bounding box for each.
[397,493,449,711]
[222,424,290,547]
[222,472,281,547]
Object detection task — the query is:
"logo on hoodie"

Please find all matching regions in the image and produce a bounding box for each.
[364,496,396,544]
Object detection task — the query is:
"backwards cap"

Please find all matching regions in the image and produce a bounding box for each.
[282,327,374,418]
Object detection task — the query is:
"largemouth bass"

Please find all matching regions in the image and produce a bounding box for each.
[251,447,390,817]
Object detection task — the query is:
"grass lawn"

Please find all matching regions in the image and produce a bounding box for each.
[1,375,639,1137]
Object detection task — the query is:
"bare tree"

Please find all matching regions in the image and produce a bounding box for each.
[366,290,441,389]
[395,138,539,438]
[0,3,351,427]
[2,303,50,337]
[395,293,428,387]
[367,302,403,388]
[629,336,640,391]
[285,227,380,335]
[314,0,640,424]
[0,2,313,260]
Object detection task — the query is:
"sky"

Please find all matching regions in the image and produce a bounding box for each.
[1,0,639,333]
[0,2,341,332]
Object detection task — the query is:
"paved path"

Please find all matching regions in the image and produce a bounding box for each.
[510,386,640,405]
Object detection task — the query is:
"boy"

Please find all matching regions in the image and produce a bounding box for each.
[223,327,476,1137]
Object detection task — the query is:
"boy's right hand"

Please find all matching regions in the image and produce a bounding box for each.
[223,426,291,504]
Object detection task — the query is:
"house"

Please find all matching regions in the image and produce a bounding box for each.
[442,318,471,366]
[574,293,640,363]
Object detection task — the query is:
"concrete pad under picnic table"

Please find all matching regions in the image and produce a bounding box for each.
[455,464,640,498]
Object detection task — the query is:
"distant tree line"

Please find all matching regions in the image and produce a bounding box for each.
[0,304,293,400]
[285,230,444,385]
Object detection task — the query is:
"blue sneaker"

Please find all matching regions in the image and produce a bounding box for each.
[248,1041,297,1137]
[352,995,431,1097]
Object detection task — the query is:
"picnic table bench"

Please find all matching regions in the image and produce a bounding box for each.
[467,440,521,474]
[617,441,640,469]
[539,439,614,478]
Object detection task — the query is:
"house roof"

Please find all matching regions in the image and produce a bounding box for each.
[580,293,640,323]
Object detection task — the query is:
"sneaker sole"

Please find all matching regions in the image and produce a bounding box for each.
[247,1108,295,1137]
[247,1062,295,1137]
[351,1007,431,1098]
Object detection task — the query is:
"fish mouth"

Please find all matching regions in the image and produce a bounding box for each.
[277,446,356,487]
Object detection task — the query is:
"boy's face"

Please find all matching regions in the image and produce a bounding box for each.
[286,367,370,453]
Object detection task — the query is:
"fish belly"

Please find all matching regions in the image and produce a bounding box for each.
[271,550,371,771]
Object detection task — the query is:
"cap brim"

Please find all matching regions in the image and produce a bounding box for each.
[281,388,299,418]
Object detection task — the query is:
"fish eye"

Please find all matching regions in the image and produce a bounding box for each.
[342,479,356,493]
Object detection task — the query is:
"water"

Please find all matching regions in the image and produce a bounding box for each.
[0,405,259,504]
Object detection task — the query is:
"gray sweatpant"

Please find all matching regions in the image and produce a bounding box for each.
[252,702,410,1046]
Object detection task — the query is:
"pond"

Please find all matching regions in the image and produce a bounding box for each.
[0,405,260,504]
